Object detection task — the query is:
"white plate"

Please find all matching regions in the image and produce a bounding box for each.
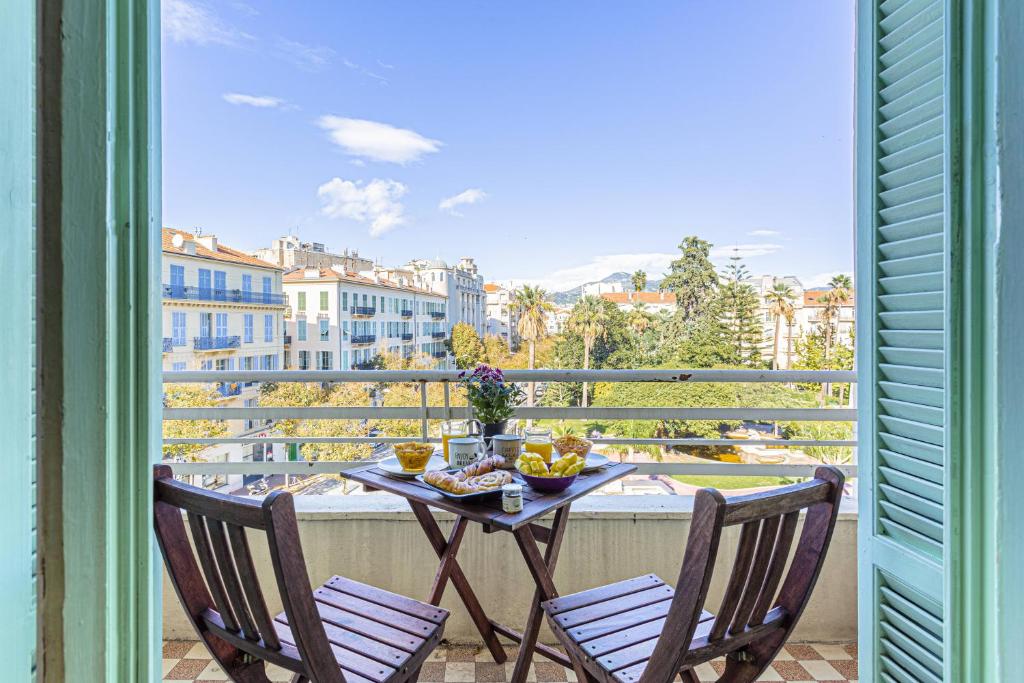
[377,454,448,478]
[582,453,610,472]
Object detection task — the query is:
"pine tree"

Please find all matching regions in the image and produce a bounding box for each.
[717,254,764,366]
[659,236,718,318]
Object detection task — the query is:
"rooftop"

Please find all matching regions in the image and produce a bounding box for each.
[600,291,677,305]
[283,267,439,296]
[162,228,282,271]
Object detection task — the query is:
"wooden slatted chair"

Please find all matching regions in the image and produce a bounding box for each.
[154,465,449,683]
[542,466,844,683]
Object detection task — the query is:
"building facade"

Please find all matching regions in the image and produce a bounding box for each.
[600,290,678,315]
[161,228,286,492]
[283,268,449,371]
[484,283,520,349]
[253,234,373,273]
[404,257,486,338]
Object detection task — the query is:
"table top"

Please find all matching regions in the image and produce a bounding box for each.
[340,461,637,531]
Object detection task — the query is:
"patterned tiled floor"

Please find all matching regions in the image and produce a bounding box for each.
[163,640,857,682]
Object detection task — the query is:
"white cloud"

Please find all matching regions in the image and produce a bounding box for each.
[439,188,488,216]
[317,116,442,164]
[162,0,251,45]
[274,37,335,71]
[342,59,390,86]
[801,271,854,289]
[317,178,408,237]
[222,93,287,108]
[512,253,678,292]
[747,229,781,237]
[709,243,783,260]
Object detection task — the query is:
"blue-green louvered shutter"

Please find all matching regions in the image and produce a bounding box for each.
[857,0,949,681]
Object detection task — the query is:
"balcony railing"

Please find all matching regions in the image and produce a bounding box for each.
[352,306,376,316]
[431,350,448,358]
[193,335,241,351]
[351,361,377,370]
[163,284,286,306]
[283,335,292,345]
[162,337,173,353]
[429,311,445,320]
[431,331,446,340]
[351,334,376,345]
[401,333,414,341]
[160,369,857,481]
[400,309,414,317]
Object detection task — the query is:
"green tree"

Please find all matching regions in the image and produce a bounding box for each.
[659,236,718,318]
[765,281,796,369]
[513,285,554,406]
[718,255,764,366]
[449,322,484,369]
[566,295,611,407]
[627,302,655,336]
[162,384,229,461]
[482,334,513,367]
[631,269,647,293]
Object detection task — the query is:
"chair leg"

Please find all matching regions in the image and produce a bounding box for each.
[680,669,700,683]
[406,665,422,683]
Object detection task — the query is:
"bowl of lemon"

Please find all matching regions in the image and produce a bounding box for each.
[515,452,586,493]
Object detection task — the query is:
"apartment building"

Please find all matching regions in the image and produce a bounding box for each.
[252,234,373,273]
[404,257,486,338]
[741,275,855,369]
[161,228,286,491]
[283,268,449,371]
[600,291,678,315]
[484,283,520,349]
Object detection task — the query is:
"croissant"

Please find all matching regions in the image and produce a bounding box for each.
[423,468,511,494]
[454,455,506,480]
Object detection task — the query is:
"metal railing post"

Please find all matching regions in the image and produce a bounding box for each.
[419,380,429,442]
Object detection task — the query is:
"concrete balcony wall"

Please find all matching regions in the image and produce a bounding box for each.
[163,495,857,644]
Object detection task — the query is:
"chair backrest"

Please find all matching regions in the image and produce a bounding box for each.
[640,466,845,682]
[153,465,344,682]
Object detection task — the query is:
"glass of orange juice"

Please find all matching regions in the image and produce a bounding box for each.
[441,419,481,463]
[523,427,553,463]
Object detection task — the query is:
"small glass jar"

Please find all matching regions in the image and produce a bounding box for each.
[523,427,553,463]
[502,483,523,513]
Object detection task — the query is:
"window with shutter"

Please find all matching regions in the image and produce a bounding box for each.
[857,0,950,680]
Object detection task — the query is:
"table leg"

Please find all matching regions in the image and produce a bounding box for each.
[509,505,571,683]
[408,501,507,664]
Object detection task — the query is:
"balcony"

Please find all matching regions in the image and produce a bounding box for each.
[351,361,377,370]
[215,382,241,397]
[351,334,376,345]
[429,311,445,320]
[431,350,447,358]
[283,335,292,345]
[431,331,446,340]
[162,337,173,353]
[159,368,859,655]
[162,284,286,306]
[192,335,241,351]
[352,306,376,317]
[401,332,414,341]
[400,308,413,317]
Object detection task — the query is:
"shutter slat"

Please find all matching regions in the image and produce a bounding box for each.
[879,381,944,409]
[878,133,943,174]
[879,14,942,68]
[878,189,943,224]
[878,432,944,465]
[878,347,943,369]
[879,501,943,542]
[878,291,943,312]
[880,469,944,505]
[879,414,943,446]
[879,449,943,484]
[878,152,942,191]
[879,271,943,294]
[878,397,943,425]
[879,37,943,86]
[879,519,943,555]
[877,231,943,260]
[878,253,942,277]
[879,73,943,122]
[879,363,943,388]
[879,173,943,208]
[878,310,943,329]
[878,329,943,350]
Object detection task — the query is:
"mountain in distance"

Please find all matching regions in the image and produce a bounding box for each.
[551,271,663,306]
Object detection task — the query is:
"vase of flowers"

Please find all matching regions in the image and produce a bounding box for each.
[458,364,525,439]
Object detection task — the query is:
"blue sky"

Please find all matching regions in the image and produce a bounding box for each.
[162,1,854,292]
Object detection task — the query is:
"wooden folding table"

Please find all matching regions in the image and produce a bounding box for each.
[341,461,636,683]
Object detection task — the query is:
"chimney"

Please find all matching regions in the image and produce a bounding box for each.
[196,234,218,251]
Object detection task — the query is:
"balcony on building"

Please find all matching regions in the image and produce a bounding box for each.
[215,382,242,398]
[401,332,414,341]
[431,330,446,340]
[431,350,447,358]
[351,361,377,370]
[192,335,241,351]
[163,284,286,306]
[162,337,173,353]
[351,334,376,345]
[283,335,292,345]
[429,311,445,320]
[352,306,376,317]
[400,308,413,317]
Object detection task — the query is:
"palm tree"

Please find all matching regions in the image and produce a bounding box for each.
[765,282,795,369]
[631,269,647,295]
[820,274,852,400]
[784,307,796,371]
[627,301,654,336]
[513,285,554,406]
[567,295,609,408]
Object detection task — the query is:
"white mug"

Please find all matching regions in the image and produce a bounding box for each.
[448,437,485,468]
[490,434,523,465]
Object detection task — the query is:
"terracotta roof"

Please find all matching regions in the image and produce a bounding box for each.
[483,283,501,293]
[283,268,440,296]
[803,289,854,306]
[162,228,281,270]
[600,291,677,305]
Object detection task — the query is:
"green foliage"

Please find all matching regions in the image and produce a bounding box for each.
[162,384,229,461]
[482,334,513,366]
[513,284,553,346]
[458,365,525,424]
[631,269,647,293]
[717,257,765,367]
[659,236,718,318]
[782,420,854,465]
[450,322,485,369]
